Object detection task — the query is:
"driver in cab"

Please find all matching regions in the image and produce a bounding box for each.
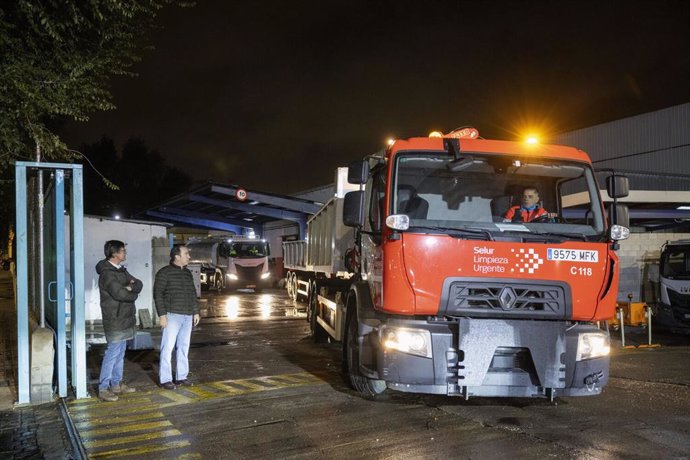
[503,187,557,223]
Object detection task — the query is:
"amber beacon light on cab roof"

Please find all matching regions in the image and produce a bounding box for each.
[284,127,630,400]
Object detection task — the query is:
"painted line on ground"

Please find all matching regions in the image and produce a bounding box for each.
[79,420,173,438]
[74,411,166,429]
[69,371,329,459]
[90,439,192,458]
[83,428,182,449]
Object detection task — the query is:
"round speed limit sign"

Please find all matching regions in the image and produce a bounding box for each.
[235,188,248,201]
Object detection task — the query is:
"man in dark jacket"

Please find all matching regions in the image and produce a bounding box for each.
[154,244,199,389]
[96,240,142,402]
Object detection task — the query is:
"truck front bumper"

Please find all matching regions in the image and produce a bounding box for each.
[654,303,690,333]
[366,318,609,398]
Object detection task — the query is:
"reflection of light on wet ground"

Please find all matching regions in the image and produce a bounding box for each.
[200,290,308,320]
[284,308,307,318]
[260,301,272,320]
[258,294,274,319]
[225,297,240,320]
[259,294,273,304]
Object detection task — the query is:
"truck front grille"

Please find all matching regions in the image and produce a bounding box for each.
[236,264,264,282]
[668,289,690,309]
[443,280,568,319]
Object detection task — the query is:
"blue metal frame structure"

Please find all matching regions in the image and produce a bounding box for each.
[15,162,87,404]
[145,182,320,239]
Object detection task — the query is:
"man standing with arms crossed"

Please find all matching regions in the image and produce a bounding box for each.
[96,240,142,402]
[154,244,199,389]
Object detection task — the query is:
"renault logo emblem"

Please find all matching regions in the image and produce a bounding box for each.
[498,287,517,310]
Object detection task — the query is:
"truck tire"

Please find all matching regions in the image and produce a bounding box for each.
[344,308,386,397]
[214,271,224,293]
[310,293,328,343]
[287,272,297,301]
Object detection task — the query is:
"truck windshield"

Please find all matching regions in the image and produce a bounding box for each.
[230,242,268,258]
[391,152,605,240]
[661,246,690,279]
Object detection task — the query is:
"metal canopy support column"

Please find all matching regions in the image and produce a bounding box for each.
[298,218,307,240]
[15,165,30,405]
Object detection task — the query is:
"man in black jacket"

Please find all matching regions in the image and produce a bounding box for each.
[96,240,142,402]
[154,244,199,389]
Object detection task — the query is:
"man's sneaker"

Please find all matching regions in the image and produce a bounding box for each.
[175,379,193,387]
[98,388,118,402]
[111,383,136,394]
[160,381,176,390]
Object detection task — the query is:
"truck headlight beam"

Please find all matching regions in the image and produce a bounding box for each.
[380,326,432,358]
[576,332,610,361]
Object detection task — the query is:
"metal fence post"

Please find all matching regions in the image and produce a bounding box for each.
[15,164,30,405]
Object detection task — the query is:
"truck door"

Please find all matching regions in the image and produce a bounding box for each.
[362,166,386,309]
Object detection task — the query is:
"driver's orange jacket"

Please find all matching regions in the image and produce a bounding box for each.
[504,205,549,222]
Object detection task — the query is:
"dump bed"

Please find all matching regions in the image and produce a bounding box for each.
[283,197,354,274]
[283,168,359,275]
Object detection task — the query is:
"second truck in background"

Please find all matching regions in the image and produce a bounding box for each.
[187,237,271,295]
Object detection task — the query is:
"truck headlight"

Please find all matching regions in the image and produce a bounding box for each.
[381,326,432,358]
[261,272,270,279]
[228,274,238,281]
[576,332,610,361]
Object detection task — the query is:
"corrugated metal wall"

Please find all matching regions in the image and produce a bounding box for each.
[553,103,690,190]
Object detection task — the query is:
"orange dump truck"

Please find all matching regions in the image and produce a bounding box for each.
[284,128,630,399]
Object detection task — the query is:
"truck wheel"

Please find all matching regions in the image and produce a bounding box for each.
[287,273,297,301]
[310,294,328,343]
[344,309,386,397]
[214,272,224,293]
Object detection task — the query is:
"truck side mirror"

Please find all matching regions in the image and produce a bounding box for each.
[343,191,365,227]
[348,161,369,185]
[608,203,630,228]
[606,175,629,199]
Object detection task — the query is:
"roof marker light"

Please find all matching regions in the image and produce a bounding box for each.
[447,127,479,139]
[387,138,396,146]
[428,131,444,138]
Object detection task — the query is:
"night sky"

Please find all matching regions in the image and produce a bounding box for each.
[60,0,690,195]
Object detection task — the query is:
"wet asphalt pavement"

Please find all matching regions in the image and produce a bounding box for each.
[70,288,690,459]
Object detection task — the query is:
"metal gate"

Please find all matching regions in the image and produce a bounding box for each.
[15,162,87,404]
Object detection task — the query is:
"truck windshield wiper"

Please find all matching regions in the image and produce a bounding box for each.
[407,225,494,241]
[530,231,588,242]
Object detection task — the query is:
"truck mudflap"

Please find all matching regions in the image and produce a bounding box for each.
[373,318,609,398]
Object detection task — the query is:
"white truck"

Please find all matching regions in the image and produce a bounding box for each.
[657,239,690,333]
[187,237,272,293]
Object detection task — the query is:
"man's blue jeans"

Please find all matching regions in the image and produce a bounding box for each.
[99,340,127,390]
[159,312,193,384]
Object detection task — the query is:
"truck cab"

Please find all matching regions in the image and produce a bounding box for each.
[187,237,271,292]
[657,240,690,332]
[339,130,630,398]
